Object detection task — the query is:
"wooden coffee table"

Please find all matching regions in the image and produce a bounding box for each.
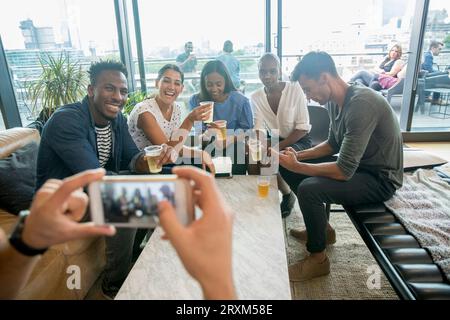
[115,176,291,300]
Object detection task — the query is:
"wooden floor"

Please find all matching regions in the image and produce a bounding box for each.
[406,142,450,162]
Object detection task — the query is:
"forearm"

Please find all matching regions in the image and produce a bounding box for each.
[297,141,335,161]
[0,244,40,299]
[277,130,308,151]
[292,161,348,181]
[201,276,236,300]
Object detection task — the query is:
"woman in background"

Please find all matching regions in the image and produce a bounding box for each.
[350,44,404,88]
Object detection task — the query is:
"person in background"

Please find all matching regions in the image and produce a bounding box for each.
[420,40,450,105]
[369,63,407,92]
[251,53,311,218]
[127,64,215,173]
[217,40,241,89]
[0,167,236,300]
[176,41,197,73]
[350,44,404,89]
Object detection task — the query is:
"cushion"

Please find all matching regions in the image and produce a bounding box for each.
[403,148,448,172]
[0,142,38,215]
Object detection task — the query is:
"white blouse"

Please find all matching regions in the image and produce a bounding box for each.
[127,98,182,150]
[251,81,311,139]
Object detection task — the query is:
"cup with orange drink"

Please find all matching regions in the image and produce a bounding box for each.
[257,176,270,198]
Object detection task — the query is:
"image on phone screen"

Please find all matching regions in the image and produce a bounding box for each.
[100,181,175,225]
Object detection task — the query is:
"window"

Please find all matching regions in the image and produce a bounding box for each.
[411,0,450,131]
[0,112,5,131]
[282,0,415,118]
[135,0,265,119]
[0,0,120,126]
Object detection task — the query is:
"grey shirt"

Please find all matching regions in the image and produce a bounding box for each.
[327,84,403,189]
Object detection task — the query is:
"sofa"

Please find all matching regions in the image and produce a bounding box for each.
[0,127,105,299]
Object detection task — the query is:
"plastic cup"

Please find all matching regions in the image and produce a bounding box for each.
[213,120,227,141]
[249,139,263,162]
[200,101,214,123]
[257,176,270,198]
[144,145,163,173]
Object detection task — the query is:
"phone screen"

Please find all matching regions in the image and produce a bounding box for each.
[99,180,175,225]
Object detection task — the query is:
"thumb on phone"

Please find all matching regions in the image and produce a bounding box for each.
[158,200,185,243]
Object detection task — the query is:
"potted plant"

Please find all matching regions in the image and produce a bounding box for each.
[27,52,88,128]
[122,90,153,117]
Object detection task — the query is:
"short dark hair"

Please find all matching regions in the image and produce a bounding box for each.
[258,52,280,69]
[291,51,338,82]
[88,60,128,85]
[157,64,184,84]
[199,60,236,101]
[429,40,444,50]
[223,40,233,53]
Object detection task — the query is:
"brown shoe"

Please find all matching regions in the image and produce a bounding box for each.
[289,255,330,282]
[289,228,336,245]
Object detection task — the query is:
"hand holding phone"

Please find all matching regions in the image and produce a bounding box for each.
[89,175,194,228]
[158,167,235,299]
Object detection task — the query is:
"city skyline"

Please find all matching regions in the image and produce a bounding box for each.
[2,0,448,58]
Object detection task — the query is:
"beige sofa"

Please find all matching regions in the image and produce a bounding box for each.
[0,127,105,299]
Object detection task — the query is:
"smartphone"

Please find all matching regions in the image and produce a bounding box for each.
[88,175,194,228]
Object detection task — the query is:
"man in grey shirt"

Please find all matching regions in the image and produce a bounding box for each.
[278,51,403,282]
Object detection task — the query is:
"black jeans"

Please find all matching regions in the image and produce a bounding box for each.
[279,156,396,253]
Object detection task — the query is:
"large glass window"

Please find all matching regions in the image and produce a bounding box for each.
[282,0,415,118]
[0,0,120,126]
[411,0,450,131]
[0,112,5,131]
[135,0,265,119]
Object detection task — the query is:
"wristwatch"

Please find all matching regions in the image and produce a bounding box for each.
[9,210,48,256]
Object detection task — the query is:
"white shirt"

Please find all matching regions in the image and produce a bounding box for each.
[251,81,311,139]
[128,98,182,150]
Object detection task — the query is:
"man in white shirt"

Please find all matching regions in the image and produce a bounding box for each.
[251,53,312,217]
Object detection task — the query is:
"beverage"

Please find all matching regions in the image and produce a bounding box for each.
[214,120,227,141]
[249,139,262,162]
[200,101,214,123]
[144,145,163,173]
[257,176,271,198]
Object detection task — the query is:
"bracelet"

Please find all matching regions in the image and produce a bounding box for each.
[9,210,48,257]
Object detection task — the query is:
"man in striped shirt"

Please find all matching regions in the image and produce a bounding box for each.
[37,60,174,299]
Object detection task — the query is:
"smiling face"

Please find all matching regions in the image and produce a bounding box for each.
[155,69,184,106]
[298,74,331,106]
[205,72,226,101]
[88,70,128,126]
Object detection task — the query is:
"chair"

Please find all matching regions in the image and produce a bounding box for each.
[307,105,330,147]
[382,78,405,103]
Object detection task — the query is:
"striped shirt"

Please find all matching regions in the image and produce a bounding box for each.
[95,124,112,168]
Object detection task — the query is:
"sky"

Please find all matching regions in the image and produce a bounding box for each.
[0,0,448,55]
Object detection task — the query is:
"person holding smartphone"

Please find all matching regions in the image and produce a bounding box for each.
[0,167,235,300]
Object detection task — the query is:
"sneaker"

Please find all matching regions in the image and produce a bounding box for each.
[289,227,336,245]
[289,255,330,282]
[280,191,296,218]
